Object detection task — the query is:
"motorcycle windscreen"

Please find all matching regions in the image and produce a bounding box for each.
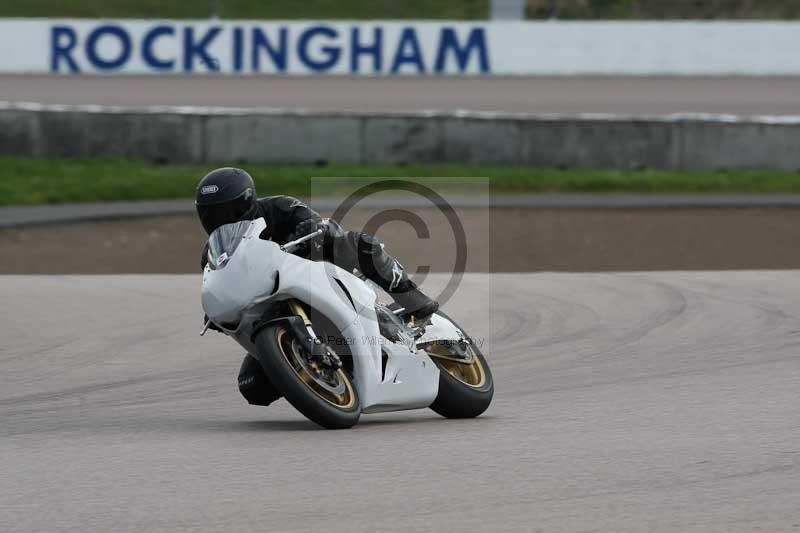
[206,220,252,270]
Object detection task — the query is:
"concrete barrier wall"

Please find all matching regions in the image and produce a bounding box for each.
[2,103,800,170]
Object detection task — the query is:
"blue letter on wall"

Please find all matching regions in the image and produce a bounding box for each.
[51,26,79,73]
[85,25,132,70]
[142,25,175,70]
[183,26,222,72]
[297,26,341,72]
[252,27,288,73]
[434,27,489,74]
[390,27,425,74]
[351,27,382,73]
[232,27,244,72]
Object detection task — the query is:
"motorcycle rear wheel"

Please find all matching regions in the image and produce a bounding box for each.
[253,324,360,429]
[423,311,494,419]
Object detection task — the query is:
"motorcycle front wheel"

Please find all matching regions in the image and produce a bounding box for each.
[253,324,360,429]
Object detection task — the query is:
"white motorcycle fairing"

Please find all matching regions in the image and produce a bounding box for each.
[201,218,441,414]
[416,314,469,347]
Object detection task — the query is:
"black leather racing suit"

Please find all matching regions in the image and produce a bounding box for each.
[201,195,413,297]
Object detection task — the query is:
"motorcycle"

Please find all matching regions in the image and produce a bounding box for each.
[200,217,493,429]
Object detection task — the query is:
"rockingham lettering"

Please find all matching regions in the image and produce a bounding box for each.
[48,22,491,75]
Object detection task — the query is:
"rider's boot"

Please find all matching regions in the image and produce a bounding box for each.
[389,278,439,323]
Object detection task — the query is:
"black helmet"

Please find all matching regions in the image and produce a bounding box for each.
[195,167,258,234]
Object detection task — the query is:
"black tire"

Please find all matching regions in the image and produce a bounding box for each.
[426,311,494,419]
[253,324,360,429]
[237,354,282,407]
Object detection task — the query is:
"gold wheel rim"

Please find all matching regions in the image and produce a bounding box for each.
[426,343,486,388]
[276,327,356,409]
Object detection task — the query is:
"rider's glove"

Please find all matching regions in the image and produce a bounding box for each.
[287,219,326,258]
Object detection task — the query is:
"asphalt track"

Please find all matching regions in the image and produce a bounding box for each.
[2,272,799,532]
[3,75,800,115]
[7,195,800,228]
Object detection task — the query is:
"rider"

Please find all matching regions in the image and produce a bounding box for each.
[195,167,439,321]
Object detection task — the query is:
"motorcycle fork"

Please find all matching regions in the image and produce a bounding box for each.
[287,299,342,368]
[288,299,311,324]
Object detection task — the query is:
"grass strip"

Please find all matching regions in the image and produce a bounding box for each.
[2,156,799,206]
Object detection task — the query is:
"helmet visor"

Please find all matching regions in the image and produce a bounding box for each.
[197,194,254,235]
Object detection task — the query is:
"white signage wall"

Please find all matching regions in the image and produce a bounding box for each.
[0,19,798,76]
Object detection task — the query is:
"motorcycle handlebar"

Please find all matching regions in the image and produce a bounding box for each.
[280,228,325,253]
